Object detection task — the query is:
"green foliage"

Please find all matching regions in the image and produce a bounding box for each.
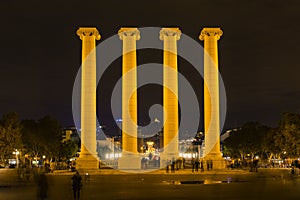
[261,128,279,158]
[222,145,239,158]
[60,140,78,159]
[1,112,80,165]
[0,112,22,163]
[21,116,62,161]
[21,119,42,158]
[38,116,62,160]
[223,122,270,159]
[273,112,300,158]
[224,112,300,160]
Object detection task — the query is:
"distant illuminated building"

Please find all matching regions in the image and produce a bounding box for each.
[62,126,80,143]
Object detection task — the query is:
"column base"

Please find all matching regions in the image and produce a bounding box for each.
[76,153,99,171]
[118,153,141,170]
[204,153,227,170]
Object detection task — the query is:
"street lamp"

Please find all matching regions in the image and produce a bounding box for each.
[12,149,19,168]
[42,155,46,165]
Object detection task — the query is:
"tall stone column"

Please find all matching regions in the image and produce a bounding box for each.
[160,28,181,166]
[199,27,225,169]
[76,27,100,170]
[118,28,141,170]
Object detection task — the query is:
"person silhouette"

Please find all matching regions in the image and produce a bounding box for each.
[72,170,82,200]
[171,157,175,173]
[36,172,48,200]
[195,159,200,172]
[191,158,195,173]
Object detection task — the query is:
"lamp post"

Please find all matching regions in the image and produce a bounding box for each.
[42,155,46,165]
[12,149,19,168]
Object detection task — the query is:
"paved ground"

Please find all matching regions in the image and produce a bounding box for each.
[1,168,300,200]
[52,167,252,175]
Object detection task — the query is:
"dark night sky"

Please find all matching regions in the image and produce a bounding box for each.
[1,0,300,135]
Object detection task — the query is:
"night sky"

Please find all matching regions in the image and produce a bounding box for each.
[1,0,300,135]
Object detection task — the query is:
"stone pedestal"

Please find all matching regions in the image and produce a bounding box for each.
[118,153,141,170]
[204,153,227,170]
[76,154,99,171]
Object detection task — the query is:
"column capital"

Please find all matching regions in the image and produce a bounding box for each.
[159,28,181,40]
[118,28,140,40]
[76,27,101,40]
[199,28,223,41]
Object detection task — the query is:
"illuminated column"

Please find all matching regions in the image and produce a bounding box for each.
[200,27,225,169]
[160,28,181,164]
[118,28,141,170]
[76,27,100,170]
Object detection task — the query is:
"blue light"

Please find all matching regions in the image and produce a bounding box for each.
[115,118,122,122]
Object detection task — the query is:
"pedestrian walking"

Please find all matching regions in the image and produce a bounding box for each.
[200,159,204,172]
[195,159,200,172]
[210,160,213,170]
[36,173,48,200]
[253,159,259,172]
[171,157,175,173]
[207,160,210,170]
[166,159,170,173]
[191,157,195,173]
[72,170,82,200]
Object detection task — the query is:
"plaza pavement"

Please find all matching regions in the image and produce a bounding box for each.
[1,167,298,200]
[51,167,251,175]
[50,166,295,176]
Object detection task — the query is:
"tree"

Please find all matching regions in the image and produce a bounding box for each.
[59,140,78,160]
[21,116,62,163]
[261,128,280,159]
[21,119,43,163]
[274,112,300,158]
[0,112,22,164]
[37,116,62,162]
[223,122,270,160]
[222,144,240,159]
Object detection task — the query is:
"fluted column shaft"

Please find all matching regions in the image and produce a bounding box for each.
[160,28,181,155]
[199,28,223,157]
[77,27,100,157]
[119,28,140,154]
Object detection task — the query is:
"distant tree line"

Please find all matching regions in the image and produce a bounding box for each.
[0,112,78,166]
[223,112,300,160]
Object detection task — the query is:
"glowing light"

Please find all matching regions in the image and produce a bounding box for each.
[115,118,122,122]
[154,118,160,123]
